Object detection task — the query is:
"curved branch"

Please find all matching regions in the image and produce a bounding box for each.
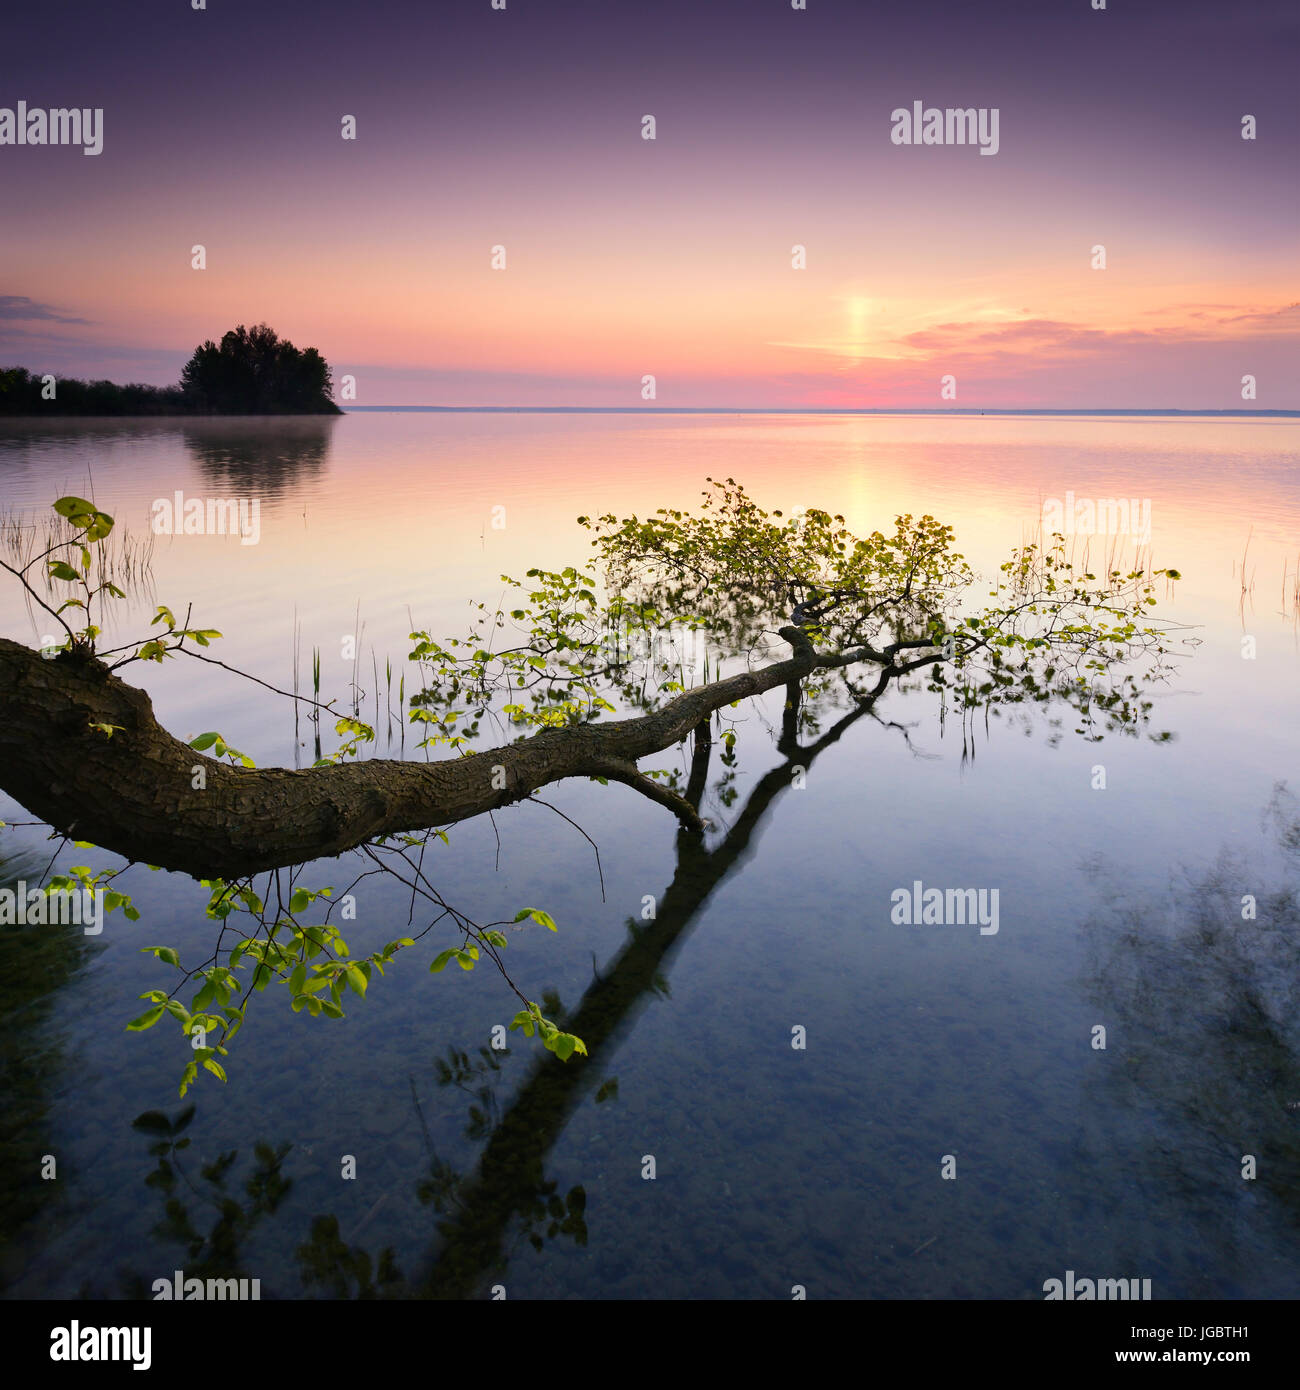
[586,757,705,833]
[0,626,819,879]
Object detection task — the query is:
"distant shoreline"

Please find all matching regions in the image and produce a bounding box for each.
[0,408,342,419]
[2,407,1294,420]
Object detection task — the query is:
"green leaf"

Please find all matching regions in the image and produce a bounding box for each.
[127,1005,165,1031]
[512,907,558,931]
[53,495,96,520]
[509,1006,539,1037]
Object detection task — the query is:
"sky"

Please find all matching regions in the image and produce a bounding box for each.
[1,0,1297,409]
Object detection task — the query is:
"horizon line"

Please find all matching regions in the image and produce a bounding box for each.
[342,406,1300,418]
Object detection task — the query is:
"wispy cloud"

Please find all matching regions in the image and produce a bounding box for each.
[0,295,92,325]
[1218,302,1300,327]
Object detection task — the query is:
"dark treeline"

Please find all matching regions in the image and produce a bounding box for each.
[0,323,342,416]
[0,369,185,415]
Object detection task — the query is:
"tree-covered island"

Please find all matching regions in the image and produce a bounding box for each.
[0,323,341,415]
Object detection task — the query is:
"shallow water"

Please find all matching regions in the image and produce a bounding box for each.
[1,411,1298,1299]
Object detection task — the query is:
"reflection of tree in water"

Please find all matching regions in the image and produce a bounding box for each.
[419,1043,590,1263]
[120,677,1143,1300]
[412,689,891,1298]
[1079,781,1300,1267]
[0,847,90,1288]
[182,417,335,498]
[115,1105,295,1297]
[138,695,883,1300]
[297,1214,403,1299]
[90,662,1180,1299]
[114,1100,408,1299]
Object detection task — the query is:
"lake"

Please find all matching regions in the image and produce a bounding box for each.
[1,411,1298,1299]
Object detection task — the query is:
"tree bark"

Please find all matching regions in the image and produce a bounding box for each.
[0,628,823,880]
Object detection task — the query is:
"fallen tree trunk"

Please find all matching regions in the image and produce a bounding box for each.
[0,629,825,880]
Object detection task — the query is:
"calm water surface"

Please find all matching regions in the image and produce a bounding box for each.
[1,412,1298,1298]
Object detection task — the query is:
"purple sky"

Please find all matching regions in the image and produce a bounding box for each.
[2,0,1297,407]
